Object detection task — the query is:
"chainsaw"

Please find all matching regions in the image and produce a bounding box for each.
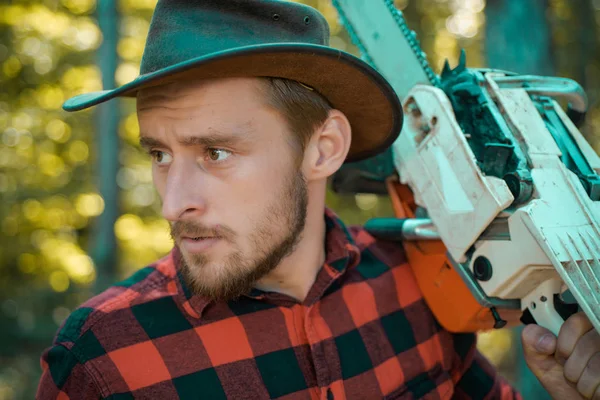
[330,0,600,336]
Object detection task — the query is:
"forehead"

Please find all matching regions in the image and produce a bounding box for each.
[136,77,267,113]
[135,77,291,144]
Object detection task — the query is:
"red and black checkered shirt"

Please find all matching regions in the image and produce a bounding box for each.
[37,209,522,399]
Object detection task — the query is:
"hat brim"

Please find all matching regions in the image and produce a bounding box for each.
[63,43,403,163]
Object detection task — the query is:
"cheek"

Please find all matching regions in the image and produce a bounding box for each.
[233,155,289,201]
[217,155,291,226]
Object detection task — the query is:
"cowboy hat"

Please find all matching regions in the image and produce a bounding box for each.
[62,0,403,162]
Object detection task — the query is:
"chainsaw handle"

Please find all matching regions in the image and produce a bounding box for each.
[364,216,584,334]
[364,217,440,241]
[521,278,580,337]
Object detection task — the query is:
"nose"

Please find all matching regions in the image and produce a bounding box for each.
[160,162,207,222]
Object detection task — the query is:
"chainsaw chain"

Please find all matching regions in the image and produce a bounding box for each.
[331,0,441,87]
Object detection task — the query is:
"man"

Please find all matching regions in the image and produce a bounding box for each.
[37,1,600,399]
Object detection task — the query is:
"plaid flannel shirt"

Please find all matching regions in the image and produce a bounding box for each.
[37,209,522,399]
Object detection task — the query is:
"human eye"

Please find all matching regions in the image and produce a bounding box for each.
[149,150,173,165]
[205,148,232,163]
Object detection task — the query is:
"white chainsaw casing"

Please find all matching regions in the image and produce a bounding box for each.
[391,85,515,263]
[392,81,600,335]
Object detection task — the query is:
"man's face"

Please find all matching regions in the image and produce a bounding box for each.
[137,77,308,302]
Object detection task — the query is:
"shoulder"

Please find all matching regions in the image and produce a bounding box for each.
[345,222,428,317]
[343,223,494,389]
[347,223,409,270]
[38,254,182,398]
[345,221,476,344]
[54,253,176,348]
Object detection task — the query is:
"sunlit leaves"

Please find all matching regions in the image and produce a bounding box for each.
[115,62,138,86]
[115,214,172,270]
[66,140,89,164]
[445,0,485,38]
[119,16,150,40]
[61,0,97,15]
[118,0,158,12]
[61,65,102,97]
[38,153,65,177]
[75,193,105,217]
[477,329,515,366]
[46,119,71,143]
[119,112,139,145]
[39,237,96,284]
[36,85,65,110]
[0,5,101,54]
[117,37,145,62]
[3,55,22,77]
[49,270,70,292]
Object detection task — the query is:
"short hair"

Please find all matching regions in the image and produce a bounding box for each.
[260,77,333,157]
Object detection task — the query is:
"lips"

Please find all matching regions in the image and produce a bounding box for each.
[180,236,222,253]
[171,221,229,254]
[182,235,219,241]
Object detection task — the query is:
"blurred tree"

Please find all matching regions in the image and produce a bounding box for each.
[549,0,600,144]
[570,0,598,90]
[0,1,104,398]
[92,0,120,294]
[485,0,554,75]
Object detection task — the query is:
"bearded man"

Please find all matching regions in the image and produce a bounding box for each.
[36,1,600,399]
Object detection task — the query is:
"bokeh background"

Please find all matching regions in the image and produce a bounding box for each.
[1,0,599,398]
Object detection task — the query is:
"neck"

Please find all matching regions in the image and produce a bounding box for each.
[254,182,327,302]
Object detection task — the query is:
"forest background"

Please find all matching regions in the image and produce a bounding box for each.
[1,0,599,398]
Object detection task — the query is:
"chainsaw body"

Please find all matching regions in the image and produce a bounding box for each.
[390,65,600,335]
[330,0,600,335]
[334,62,600,336]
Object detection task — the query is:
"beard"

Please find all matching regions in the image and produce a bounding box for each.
[171,169,309,302]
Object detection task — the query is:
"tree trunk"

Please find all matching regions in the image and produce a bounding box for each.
[569,0,599,141]
[93,0,120,294]
[485,0,554,76]
[570,0,597,90]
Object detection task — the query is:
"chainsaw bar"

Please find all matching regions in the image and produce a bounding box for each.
[331,0,440,100]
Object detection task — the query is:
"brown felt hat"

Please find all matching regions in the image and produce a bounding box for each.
[62,0,404,162]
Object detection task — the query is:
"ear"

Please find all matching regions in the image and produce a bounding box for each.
[302,109,352,181]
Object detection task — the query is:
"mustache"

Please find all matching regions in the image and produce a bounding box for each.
[170,220,235,241]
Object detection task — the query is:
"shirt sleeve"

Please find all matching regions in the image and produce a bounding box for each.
[36,343,102,400]
[449,332,523,400]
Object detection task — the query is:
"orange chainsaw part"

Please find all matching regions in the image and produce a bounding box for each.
[385,177,523,333]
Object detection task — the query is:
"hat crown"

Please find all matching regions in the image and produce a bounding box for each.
[140,0,330,75]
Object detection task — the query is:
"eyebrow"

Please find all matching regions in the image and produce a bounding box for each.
[139,130,251,151]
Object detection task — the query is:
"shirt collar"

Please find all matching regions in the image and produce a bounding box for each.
[322,207,361,272]
[172,207,361,318]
